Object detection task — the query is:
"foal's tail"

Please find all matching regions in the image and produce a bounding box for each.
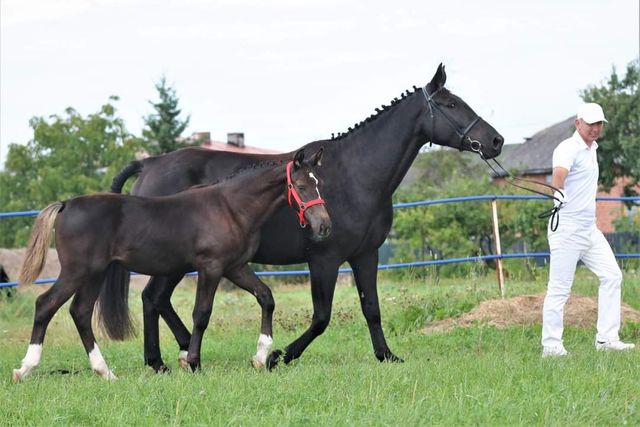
[94,159,142,341]
[18,202,65,286]
[96,263,136,340]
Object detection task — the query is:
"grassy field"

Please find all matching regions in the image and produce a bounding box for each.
[1,265,639,426]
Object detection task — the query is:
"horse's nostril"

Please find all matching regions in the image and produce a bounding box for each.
[493,135,504,148]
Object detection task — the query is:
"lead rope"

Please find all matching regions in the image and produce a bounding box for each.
[481,156,565,232]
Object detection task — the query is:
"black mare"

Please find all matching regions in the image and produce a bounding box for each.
[110,64,504,371]
[12,149,330,382]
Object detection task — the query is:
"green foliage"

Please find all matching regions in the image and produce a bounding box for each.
[142,76,192,155]
[581,59,640,196]
[390,149,553,279]
[0,97,143,247]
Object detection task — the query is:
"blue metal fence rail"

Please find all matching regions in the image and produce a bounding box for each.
[1,195,638,289]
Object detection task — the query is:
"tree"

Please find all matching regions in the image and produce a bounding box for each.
[0,97,143,247]
[391,150,495,277]
[581,59,639,196]
[142,77,192,155]
[390,149,552,279]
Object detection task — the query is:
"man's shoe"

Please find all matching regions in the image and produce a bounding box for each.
[542,346,568,357]
[595,340,636,351]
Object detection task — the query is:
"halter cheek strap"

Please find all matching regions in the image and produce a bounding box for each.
[286,161,325,228]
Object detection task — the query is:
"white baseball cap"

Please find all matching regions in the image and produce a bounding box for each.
[577,103,607,124]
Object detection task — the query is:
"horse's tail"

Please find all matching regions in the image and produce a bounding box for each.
[18,202,65,286]
[94,159,142,341]
[96,263,136,341]
[110,160,142,193]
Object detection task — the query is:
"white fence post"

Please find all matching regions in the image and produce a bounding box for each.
[491,198,505,298]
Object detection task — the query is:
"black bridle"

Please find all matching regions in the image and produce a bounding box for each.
[422,85,564,231]
[422,86,483,153]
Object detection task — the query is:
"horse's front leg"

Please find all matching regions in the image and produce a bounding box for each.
[141,274,190,372]
[225,264,275,369]
[186,266,222,372]
[268,258,340,370]
[349,250,402,363]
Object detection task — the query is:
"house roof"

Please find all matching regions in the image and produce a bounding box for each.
[201,140,282,155]
[493,116,576,177]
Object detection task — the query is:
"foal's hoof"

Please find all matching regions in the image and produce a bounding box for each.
[250,356,265,370]
[93,369,118,381]
[178,356,190,371]
[155,364,171,374]
[12,369,22,384]
[266,350,283,371]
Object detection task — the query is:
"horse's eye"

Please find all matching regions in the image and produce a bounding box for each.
[449,102,456,108]
[297,185,306,191]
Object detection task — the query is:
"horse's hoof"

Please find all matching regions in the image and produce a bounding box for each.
[250,356,265,370]
[178,357,190,371]
[12,369,22,384]
[378,353,404,363]
[155,364,171,374]
[266,350,283,371]
[93,369,118,380]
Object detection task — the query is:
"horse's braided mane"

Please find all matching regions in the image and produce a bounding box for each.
[190,159,288,190]
[330,86,422,141]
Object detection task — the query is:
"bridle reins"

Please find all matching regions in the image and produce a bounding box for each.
[421,85,565,231]
[286,161,325,228]
[481,158,565,231]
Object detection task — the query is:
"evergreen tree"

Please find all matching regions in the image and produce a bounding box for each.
[142,77,192,154]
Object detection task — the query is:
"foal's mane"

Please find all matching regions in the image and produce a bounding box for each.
[190,159,287,190]
[330,86,424,141]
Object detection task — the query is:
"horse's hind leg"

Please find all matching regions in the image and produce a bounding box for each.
[70,277,116,380]
[12,275,79,382]
[141,274,190,372]
[186,266,222,372]
[225,265,275,370]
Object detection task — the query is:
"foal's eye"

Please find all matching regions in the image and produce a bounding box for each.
[448,102,456,108]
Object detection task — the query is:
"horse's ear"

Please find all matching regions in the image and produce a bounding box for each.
[429,63,447,90]
[310,147,323,167]
[293,149,305,169]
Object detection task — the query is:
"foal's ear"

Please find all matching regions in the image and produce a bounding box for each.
[429,63,447,90]
[310,147,323,167]
[293,149,306,169]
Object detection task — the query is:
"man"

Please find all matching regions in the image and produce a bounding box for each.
[541,102,635,357]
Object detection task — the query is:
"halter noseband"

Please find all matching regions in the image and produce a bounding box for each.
[422,86,483,153]
[286,161,325,228]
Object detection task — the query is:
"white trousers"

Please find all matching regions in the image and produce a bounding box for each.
[541,222,623,348]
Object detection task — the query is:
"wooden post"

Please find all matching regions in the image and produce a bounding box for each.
[491,198,505,298]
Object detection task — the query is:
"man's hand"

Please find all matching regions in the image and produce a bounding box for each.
[553,190,566,209]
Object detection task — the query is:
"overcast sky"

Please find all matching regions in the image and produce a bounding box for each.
[1,0,638,168]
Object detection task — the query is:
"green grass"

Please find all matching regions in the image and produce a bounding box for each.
[1,267,639,426]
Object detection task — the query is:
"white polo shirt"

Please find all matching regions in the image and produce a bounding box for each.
[552,130,599,227]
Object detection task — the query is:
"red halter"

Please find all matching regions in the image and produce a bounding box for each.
[286,161,325,228]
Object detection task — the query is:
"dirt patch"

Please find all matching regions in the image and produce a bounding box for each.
[0,248,150,288]
[421,294,640,334]
[0,248,61,283]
